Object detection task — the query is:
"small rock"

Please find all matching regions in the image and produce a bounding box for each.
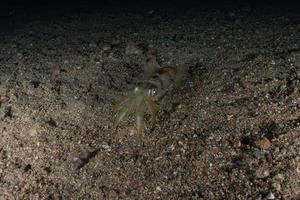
[256,137,271,150]
[270,60,276,65]
[29,126,39,137]
[267,192,275,199]
[0,95,6,103]
[2,104,12,118]
[125,42,142,55]
[17,52,23,58]
[272,182,281,191]
[156,186,162,192]
[255,167,270,179]
[72,149,99,170]
[273,173,284,181]
[296,163,300,173]
[45,117,57,127]
[233,140,242,148]
[101,143,111,152]
[102,44,111,51]
[169,144,175,151]
[89,42,97,48]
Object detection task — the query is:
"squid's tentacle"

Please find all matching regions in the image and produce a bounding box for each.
[112,96,126,114]
[113,107,128,128]
[134,92,147,134]
[136,102,146,134]
[147,98,159,126]
[113,93,137,128]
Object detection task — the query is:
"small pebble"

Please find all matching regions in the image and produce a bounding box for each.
[29,126,39,137]
[102,144,112,152]
[102,44,111,51]
[267,192,275,199]
[2,104,12,118]
[89,42,97,48]
[273,173,284,181]
[256,137,271,150]
[0,95,6,103]
[272,182,281,191]
[17,52,23,58]
[125,42,142,55]
[255,167,270,179]
[233,140,242,148]
[270,60,276,65]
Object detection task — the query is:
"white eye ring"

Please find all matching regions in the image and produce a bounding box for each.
[148,88,157,96]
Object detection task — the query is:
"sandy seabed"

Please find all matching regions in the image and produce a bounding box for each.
[0,3,299,199]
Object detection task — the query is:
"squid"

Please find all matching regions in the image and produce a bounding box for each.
[112,58,182,134]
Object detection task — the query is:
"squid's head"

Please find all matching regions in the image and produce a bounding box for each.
[112,86,159,134]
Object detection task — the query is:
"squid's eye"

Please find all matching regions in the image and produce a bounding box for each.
[148,88,157,96]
